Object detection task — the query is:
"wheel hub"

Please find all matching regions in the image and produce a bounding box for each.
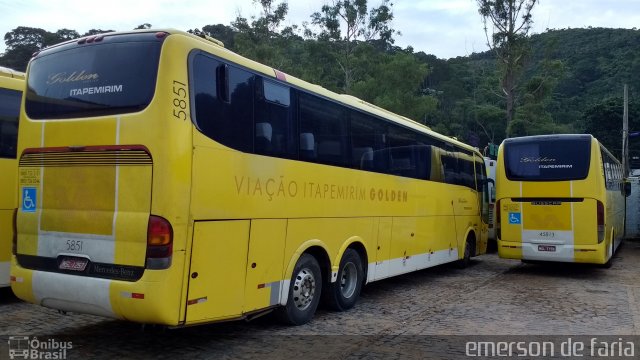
[340,262,357,299]
[292,268,316,310]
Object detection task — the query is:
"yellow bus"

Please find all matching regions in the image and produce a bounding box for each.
[496,134,627,266]
[0,66,24,288]
[11,29,489,326]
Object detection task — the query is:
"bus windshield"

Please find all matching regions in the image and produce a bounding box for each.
[25,34,163,119]
[504,136,591,181]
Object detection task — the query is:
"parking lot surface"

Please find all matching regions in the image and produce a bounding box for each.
[1,241,639,359]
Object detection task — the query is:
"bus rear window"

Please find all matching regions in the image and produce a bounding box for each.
[25,35,163,119]
[504,137,591,181]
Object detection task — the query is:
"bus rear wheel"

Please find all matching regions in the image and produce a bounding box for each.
[323,248,364,311]
[276,254,322,325]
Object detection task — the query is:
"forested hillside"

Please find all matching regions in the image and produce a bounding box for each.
[1,17,638,158]
[420,27,640,155]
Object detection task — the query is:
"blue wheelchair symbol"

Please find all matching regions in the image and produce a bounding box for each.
[508,212,521,224]
[22,187,37,212]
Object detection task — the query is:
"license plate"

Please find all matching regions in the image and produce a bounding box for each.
[59,257,88,271]
[538,245,556,252]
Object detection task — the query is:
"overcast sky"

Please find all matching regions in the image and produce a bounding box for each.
[1,0,639,59]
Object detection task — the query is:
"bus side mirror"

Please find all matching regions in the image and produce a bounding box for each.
[623,181,631,197]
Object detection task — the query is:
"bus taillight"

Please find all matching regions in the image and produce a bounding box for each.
[146,215,173,269]
[597,200,605,243]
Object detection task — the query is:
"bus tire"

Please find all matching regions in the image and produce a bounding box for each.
[600,241,614,269]
[456,237,474,269]
[276,254,322,325]
[323,248,364,312]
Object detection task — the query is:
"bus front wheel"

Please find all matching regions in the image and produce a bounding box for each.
[276,254,322,325]
[456,237,474,269]
[323,248,364,311]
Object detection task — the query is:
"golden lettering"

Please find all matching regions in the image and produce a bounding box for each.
[46,70,100,85]
[521,156,556,163]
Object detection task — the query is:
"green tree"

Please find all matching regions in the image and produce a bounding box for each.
[473,104,506,146]
[0,27,80,71]
[476,0,538,137]
[311,0,396,92]
[252,0,289,35]
[583,97,640,159]
[190,24,236,49]
[83,29,115,36]
[514,57,567,135]
[231,0,293,68]
[351,48,437,123]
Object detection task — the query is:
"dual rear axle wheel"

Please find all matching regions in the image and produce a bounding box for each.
[276,249,364,325]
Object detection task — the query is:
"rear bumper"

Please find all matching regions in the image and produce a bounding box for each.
[10,256,184,325]
[498,240,608,264]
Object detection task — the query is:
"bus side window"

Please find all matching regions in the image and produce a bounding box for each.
[299,92,349,167]
[442,153,458,185]
[255,122,273,154]
[459,158,476,190]
[300,132,316,160]
[255,78,295,158]
[373,148,391,174]
[350,110,384,171]
[191,53,253,153]
[318,140,343,164]
[353,147,373,170]
[389,146,414,178]
[0,88,21,159]
[415,146,431,180]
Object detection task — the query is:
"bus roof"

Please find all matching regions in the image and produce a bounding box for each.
[503,134,594,144]
[0,66,25,80]
[33,28,480,156]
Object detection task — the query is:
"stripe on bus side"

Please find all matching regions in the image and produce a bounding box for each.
[276,248,459,306]
[365,248,459,283]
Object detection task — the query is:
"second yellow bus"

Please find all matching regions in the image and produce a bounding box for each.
[496,134,627,266]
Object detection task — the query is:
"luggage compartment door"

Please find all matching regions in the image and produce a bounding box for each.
[186,220,249,323]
